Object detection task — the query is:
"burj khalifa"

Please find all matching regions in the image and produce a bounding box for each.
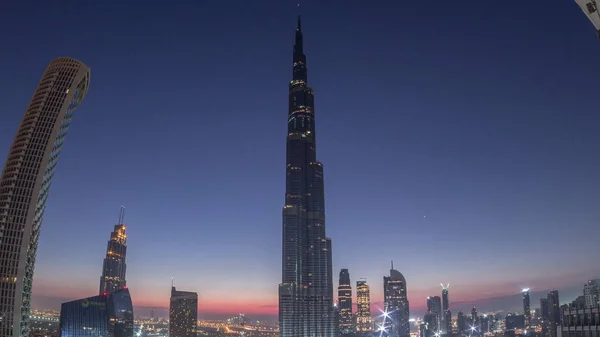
[278,15,335,337]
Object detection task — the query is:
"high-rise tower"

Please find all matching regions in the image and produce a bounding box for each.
[99,207,128,295]
[169,286,198,337]
[547,290,560,337]
[522,288,531,327]
[356,280,372,332]
[427,296,442,334]
[338,269,353,334]
[384,263,410,337]
[278,15,335,337]
[0,57,90,337]
[440,284,450,335]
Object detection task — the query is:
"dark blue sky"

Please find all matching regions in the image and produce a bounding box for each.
[1,0,599,316]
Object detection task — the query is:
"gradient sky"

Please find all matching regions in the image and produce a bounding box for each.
[1,0,600,318]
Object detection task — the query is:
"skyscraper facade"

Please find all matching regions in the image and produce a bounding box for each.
[547,290,560,337]
[99,207,128,295]
[427,296,442,334]
[441,284,450,335]
[540,298,549,320]
[0,57,90,337]
[278,15,335,337]
[169,287,198,337]
[584,279,600,308]
[356,280,372,332]
[59,288,133,337]
[338,269,353,334]
[384,265,410,337]
[522,288,531,327]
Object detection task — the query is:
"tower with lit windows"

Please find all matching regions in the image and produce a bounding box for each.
[0,57,90,337]
[522,288,531,328]
[99,207,128,295]
[278,14,335,337]
[356,280,373,332]
[384,263,410,337]
[338,269,353,334]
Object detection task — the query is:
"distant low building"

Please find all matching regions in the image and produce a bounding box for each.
[59,288,134,337]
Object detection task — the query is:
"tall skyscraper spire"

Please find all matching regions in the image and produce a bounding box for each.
[279,14,335,337]
[99,208,128,295]
[0,57,90,337]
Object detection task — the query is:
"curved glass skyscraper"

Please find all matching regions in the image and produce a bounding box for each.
[279,16,335,337]
[0,57,90,337]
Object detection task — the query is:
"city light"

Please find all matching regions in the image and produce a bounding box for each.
[522,288,530,292]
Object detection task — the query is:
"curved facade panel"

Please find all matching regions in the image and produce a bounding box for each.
[0,57,90,337]
[59,288,134,337]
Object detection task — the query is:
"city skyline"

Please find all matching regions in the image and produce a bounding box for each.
[2,0,600,319]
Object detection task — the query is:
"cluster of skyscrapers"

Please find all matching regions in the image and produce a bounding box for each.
[334,264,410,337]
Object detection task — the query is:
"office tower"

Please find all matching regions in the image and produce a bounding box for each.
[423,313,438,337]
[99,207,128,295]
[278,15,335,337]
[338,269,353,334]
[384,263,410,337]
[584,280,600,308]
[356,280,372,332]
[457,311,465,336]
[444,310,452,335]
[441,284,450,335]
[547,290,560,337]
[169,286,198,337]
[0,57,90,337]
[427,296,442,334]
[522,288,531,327]
[333,304,341,337]
[540,298,549,320]
[59,288,133,337]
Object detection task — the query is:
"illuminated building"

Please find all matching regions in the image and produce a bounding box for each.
[457,311,465,336]
[278,14,335,337]
[59,288,134,337]
[522,288,531,327]
[427,296,442,334]
[471,307,479,332]
[575,0,600,36]
[441,284,450,335]
[338,269,353,334]
[169,286,198,337]
[541,298,549,320]
[0,57,90,337]
[547,290,560,337]
[384,263,410,337]
[583,279,600,308]
[99,207,128,295]
[356,280,372,332]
